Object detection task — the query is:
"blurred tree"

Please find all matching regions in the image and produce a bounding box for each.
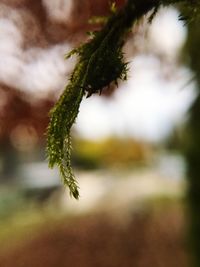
[0,85,54,181]
[184,17,200,267]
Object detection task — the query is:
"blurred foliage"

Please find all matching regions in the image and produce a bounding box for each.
[0,86,53,143]
[0,189,25,220]
[73,137,153,169]
[183,15,200,267]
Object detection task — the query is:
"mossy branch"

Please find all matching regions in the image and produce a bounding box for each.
[47,0,200,199]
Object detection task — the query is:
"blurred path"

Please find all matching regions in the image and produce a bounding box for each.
[62,168,185,215]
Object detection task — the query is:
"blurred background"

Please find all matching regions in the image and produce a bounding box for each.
[0,0,199,266]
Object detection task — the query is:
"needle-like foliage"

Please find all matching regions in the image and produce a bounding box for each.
[47,0,200,199]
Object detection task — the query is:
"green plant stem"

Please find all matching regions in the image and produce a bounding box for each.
[47,0,200,199]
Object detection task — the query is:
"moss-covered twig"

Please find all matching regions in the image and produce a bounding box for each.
[47,0,200,199]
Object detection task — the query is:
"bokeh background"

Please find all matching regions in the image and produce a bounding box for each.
[0,1,199,266]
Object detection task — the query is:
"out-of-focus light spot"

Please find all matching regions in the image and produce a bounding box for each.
[19,45,74,97]
[42,0,73,23]
[0,18,22,52]
[10,124,38,151]
[75,96,114,139]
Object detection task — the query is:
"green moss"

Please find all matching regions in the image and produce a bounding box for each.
[46,4,132,199]
[46,0,200,199]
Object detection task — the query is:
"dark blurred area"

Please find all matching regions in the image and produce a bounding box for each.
[0,1,199,266]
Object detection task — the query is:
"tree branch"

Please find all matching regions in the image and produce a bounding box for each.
[46,0,200,199]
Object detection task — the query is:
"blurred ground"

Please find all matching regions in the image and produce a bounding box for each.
[0,202,188,267]
[0,161,189,267]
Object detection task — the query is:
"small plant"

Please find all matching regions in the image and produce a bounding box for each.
[46,0,200,199]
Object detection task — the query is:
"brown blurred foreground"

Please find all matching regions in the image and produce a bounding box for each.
[0,206,188,267]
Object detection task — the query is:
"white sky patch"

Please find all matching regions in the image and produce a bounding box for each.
[0,17,23,85]
[75,57,195,141]
[18,45,74,97]
[0,18,22,52]
[75,96,115,139]
[148,7,187,58]
[42,0,73,23]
